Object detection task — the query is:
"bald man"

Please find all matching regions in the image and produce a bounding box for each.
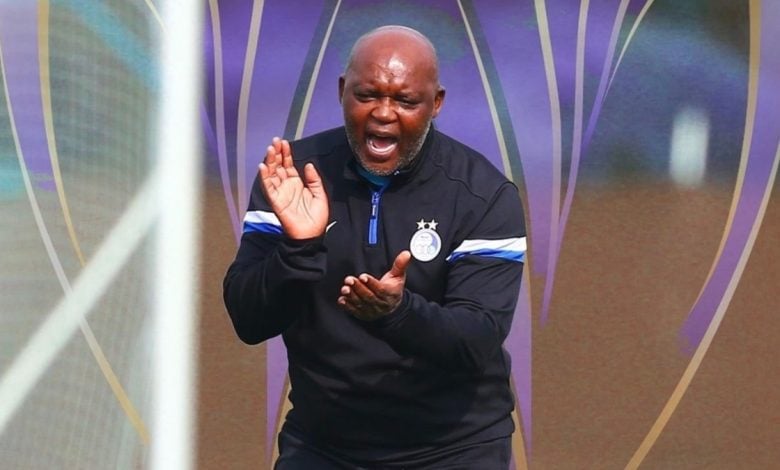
[224,26,527,469]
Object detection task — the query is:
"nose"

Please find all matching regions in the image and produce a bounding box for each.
[371,97,397,123]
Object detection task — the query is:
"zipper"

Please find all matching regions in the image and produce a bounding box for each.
[368,190,382,245]
[358,167,393,246]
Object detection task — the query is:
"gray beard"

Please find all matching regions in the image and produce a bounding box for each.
[346,121,431,176]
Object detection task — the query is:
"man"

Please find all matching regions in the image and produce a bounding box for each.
[224,25,526,469]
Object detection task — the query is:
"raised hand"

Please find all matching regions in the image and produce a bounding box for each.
[338,251,412,321]
[259,137,329,239]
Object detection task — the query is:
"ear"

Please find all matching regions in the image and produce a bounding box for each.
[431,87,446,118]
[338,76,345,104]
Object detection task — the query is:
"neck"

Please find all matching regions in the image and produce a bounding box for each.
[356,163,392,188]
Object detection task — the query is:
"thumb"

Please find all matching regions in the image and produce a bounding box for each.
[388,250,412,279]
[303,163,326,198]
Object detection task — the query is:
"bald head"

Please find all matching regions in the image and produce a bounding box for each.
[338,25,446,176]
[345,26,440,86]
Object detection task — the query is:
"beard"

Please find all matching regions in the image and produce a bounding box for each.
[345,120,431,176]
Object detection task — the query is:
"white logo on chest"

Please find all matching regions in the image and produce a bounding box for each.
[410,219,441,262]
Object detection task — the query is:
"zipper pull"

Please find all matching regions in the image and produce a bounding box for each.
[371,192,380,217]
[368,191,381,245]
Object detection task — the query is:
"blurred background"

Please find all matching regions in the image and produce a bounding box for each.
[2,0,778,468]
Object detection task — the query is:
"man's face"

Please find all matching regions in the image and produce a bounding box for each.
[339,37,445,176]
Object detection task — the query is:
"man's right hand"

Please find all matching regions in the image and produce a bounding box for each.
[259,137,329,239]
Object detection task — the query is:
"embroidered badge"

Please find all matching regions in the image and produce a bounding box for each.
[410,219,442,262]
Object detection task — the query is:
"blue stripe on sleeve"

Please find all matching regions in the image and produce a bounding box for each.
[447,249,525,263]
[243,221,283,234]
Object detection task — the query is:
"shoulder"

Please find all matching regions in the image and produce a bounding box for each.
[428,130,518,204]
[426,131,526,240]
[290,127,349,161]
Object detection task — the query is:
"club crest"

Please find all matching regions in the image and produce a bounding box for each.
[410,219,441,262]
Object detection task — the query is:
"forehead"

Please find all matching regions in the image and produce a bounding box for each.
[346,33,437,88]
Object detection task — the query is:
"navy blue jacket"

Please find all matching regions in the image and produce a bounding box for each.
[223,127,526,463]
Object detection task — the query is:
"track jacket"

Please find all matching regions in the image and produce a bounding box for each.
[223,126,527,464]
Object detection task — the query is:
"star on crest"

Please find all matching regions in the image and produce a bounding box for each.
[415,219,439,231]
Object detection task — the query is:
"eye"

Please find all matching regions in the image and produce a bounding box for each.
[397,97,419,109]
[354,91,375,102]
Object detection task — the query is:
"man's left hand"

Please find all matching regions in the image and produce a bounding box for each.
[338,251,412,321]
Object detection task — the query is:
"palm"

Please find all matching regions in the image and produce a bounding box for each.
[259,138,329,239]
[338,251,412,320]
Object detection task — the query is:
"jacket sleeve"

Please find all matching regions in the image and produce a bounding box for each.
[369,182,526,373]
[222,177,327,345]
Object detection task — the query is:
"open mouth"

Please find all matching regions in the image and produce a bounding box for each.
[366,134,398,157]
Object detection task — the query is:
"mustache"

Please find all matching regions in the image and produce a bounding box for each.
[345,121,431,176]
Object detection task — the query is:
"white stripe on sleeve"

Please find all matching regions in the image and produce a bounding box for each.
[446,237,527,263]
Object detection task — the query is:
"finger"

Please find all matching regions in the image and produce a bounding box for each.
[264,144,281,176]
[388,251,412,279]
[259,162,270,181]
[337,296,359,314]
[272,136,283,155]
[339,277,357,297]
[259,163,280,194]
[264,144,276,166]
[285,159,299,179]
[275,164,288,182]
[278,140,301,179]
[361,271,402,300]
[361,274,386,295]
[281,139,293,167]
[303,163,326,198]
[349,276,378,300]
